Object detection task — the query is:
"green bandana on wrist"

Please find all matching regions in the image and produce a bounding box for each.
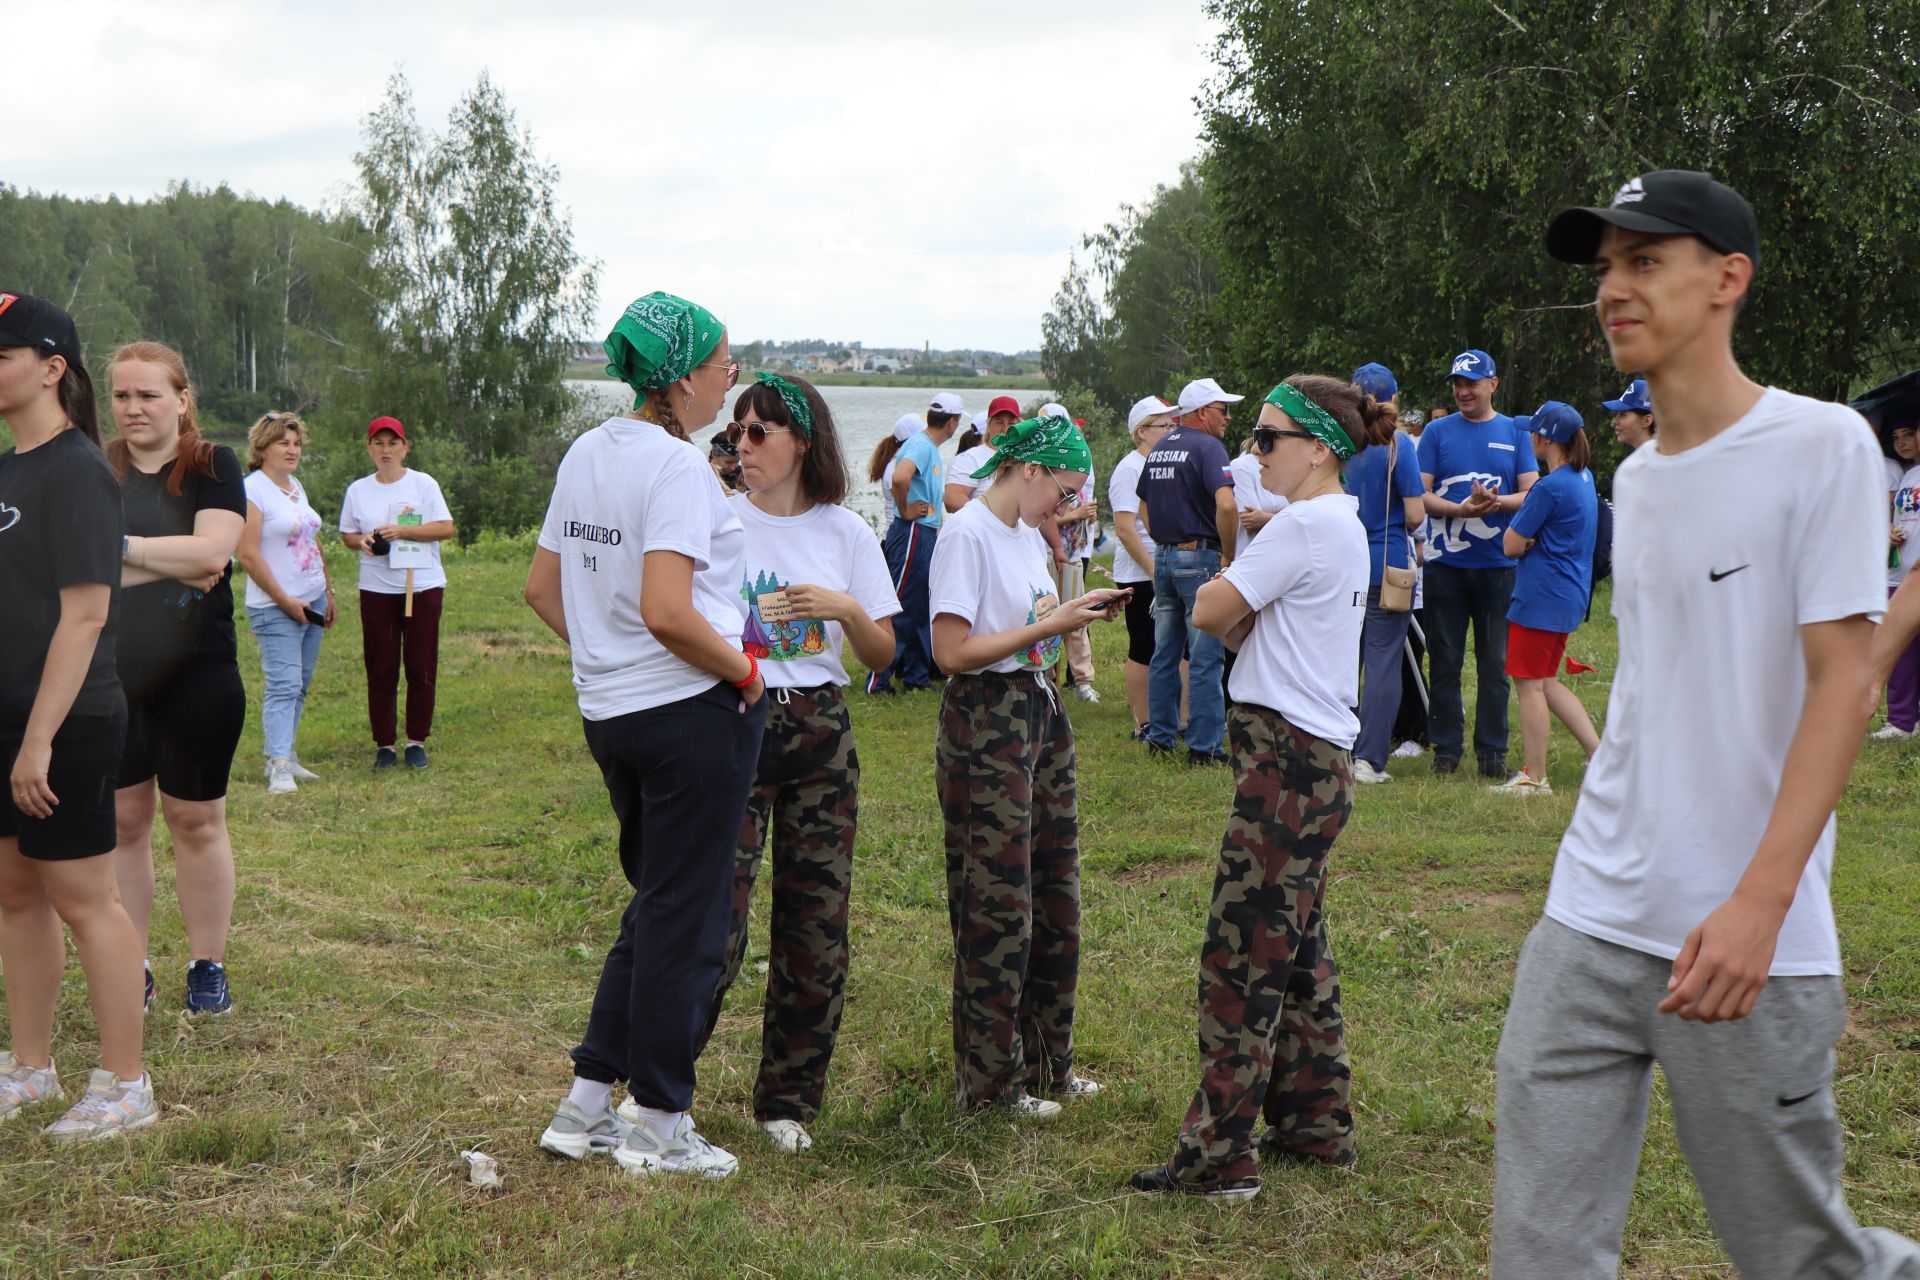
[603,291,723,407]
[753,372,814,438]
[971,413,1091,478]
[1264,382,1356,460]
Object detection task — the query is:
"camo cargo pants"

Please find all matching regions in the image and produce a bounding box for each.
[1165,701,1355,1191]
[936,670,1080,1108]
[699,684,859,1124]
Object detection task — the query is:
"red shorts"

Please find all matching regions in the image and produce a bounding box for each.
[1505,622,1569,680]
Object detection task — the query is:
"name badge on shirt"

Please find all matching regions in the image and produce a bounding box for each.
[1489,442,1515,452]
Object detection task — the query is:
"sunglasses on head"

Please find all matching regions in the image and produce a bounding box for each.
[726,419,794,446]
[1252,427,1316,454]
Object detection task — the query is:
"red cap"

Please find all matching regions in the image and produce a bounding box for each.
[367,416,406,440]
[987,395,1021,419]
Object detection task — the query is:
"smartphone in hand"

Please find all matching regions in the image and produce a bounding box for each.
[302,605,327,626]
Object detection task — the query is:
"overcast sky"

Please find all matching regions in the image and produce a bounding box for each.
[17,1,1217,353]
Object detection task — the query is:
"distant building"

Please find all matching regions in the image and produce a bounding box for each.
[869,357,903,373]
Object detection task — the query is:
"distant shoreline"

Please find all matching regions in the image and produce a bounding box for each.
[564,361,1051,392]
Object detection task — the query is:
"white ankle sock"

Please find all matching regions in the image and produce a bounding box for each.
[634,1105,685,1142]
[123,1074,151,1095]
[566,1078,612,1113]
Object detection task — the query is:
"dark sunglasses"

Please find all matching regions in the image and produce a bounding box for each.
[1252,427,1316,455]
[726,420,795,446]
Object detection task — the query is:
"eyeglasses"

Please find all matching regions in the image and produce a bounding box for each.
[727,420,793,447]
[1046,468,1082,511]
[698,358,741,389]
[1252,428,1316,455]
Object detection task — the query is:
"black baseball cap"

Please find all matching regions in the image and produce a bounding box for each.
[1544,170,1760,268]
[0,291,84,368]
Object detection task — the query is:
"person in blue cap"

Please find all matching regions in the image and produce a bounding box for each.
[1488,403,1599,796]
[1417,348,1537,778]
[1601,378,1656,451]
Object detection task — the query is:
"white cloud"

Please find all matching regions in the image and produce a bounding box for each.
[16,0,1216,352]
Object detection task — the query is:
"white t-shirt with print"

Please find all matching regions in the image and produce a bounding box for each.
[1059,467,1097,563]
[1229,452,1290,559]
[1546,389,1887,977]
[338,470,453,594]
[242,469,328,610]
[729,494,901,688]
[1107,451,1150,584]
[1890,463,1920,590]
[928,499,1062,675]
[948,444,998,499]
[1222,493,1367,747]
[538,417,747,720]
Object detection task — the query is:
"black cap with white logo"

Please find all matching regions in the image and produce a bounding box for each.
[0,291,84,368]
[1544,170,1760,268]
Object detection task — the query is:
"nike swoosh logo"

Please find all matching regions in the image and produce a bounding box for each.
[1709,564,1750,582]
[1777,1090,1819,1107]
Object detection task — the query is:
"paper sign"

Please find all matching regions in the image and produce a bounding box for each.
[755,589,799,622]
[386,505,431,568]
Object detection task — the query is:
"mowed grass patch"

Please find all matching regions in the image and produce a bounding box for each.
[4,542,1919,1277]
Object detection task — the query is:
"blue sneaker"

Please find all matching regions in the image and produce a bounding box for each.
[373,747,398,771]
[185,960,232,1015]
[404,744,428,769]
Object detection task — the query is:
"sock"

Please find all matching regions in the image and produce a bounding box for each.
[634,1105,685,1143]
[122,1074,151,1095]
[566,1078,612,1113]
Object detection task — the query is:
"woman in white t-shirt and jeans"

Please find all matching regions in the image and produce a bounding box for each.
[1130,374,1395,1201]
[929,414,1126,1119]
[525,291,766,1181]
[338,417,455,770]
[236,412,335,795]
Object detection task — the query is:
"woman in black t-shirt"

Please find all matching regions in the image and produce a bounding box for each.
[104,342,247,1017]
[0,292,157,1138]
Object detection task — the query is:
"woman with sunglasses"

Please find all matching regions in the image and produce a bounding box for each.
[526,292,765,1180]
[929,413,1127,1118]
[1130,375,1394,1200]
[680,372,900,1155]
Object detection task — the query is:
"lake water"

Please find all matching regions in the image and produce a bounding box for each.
[567,380,1053,531]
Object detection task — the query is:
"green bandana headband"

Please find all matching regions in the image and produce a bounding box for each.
[1264,382,1356,460]
[753,372,814,438]
[603,291,723,407]
[971,413,1091,478]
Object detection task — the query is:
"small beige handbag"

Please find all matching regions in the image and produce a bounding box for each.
[1378,433,1416,612]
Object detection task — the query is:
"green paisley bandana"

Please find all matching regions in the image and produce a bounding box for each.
[753,372,814,438]
[603,292,723,407]
[971,413,1091,478]
[1264,381,1356,460]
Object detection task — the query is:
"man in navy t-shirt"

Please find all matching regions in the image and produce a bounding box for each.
[1418,349,1538,777]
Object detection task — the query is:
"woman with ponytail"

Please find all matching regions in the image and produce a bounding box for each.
[1130,374,1394,1200]
[104,342,248,1015]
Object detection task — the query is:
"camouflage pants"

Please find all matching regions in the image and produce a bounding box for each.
[698,685,859,1124]
[936,671,1080,1108]
[1166,702,1355,1190]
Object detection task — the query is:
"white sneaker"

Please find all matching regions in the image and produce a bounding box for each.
[1490,770,1553,796]
[1070,683,1100,704]
[1391,740,1425,759]
[43,1069,158,1140]
[1870,723,1914,741]
[539,1097,632,1159]
[1351,760,1391,785]
[1000,1093,1062,1121]
[0,1052,62,1121]
[1051,1072,1101,1101]
[611,1113,738,1179]
[288,758,321,781]
[266,759,297,795]
[758,1117,813,1153]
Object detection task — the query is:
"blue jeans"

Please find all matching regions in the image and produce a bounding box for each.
[249,593,327,761]
[1355,587,1413,770]
[1148,546,1224,755]
[871,518,938,691]
[1423,564,1514,764]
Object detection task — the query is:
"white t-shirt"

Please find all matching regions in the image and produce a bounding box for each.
[928,499,1062,675]
[1060,467,1097,563]
[1229,452,1290,558]
[1890,463,1920,590]
[1108,450,1150,584]
[1222,494,1367,747]
[948,444,997,499]
[1546,389,1888,977]
[242,469,328,610]
[338,470,453,593]
[1886,455,1906,490]
[729,494,901,688]
[537,418,747,720]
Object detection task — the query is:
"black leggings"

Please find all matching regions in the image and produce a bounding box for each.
[1119,578,1155,664]
[119,656,246,800]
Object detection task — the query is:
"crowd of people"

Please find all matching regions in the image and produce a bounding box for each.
[3,166,1920,1276]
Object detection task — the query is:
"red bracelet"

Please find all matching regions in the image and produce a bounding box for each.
[731,651,758,689]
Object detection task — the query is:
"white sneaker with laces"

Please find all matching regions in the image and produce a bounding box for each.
[612,1113,738,1179]
[0,1052,62,1121]
[539,1097,632,1159]
[1000,1093,1062,1121]
[1070,683,1100,704]
[1490,770,1553,796]
[1351,760,1391,785]
[758,1118,813,1153]
[266,759,297,795]
[1052,1072,1101,1101]
[43,1069,157,1140]
[288,759,321,781]
[1870,723,1914,741]
[1392,740,1425,759]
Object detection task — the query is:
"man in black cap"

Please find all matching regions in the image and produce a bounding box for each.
[1493,172,1920,1277]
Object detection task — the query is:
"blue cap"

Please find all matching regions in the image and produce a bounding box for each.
[1446,349,1497,381]
[1601,378,1651,412]
[1351,362,1398,401]
[1529,401,1583,445]
[1511,415,1533,436]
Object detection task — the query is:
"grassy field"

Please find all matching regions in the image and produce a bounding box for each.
[6,536,1920,1278]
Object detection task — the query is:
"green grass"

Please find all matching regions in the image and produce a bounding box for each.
[6,542,1920,1278]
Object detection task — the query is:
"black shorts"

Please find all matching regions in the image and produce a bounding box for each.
[0,711,127,861]
[1118,578,1156,664]
[120,657,246,801]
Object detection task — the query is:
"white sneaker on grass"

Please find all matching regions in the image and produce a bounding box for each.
[1391,740,1425,759]
[266,759,297,795]
[1870,723,1914,741]
[1351,760,1391,785]
[758,1118,813,1153]
[539,1097,632,1160]
[612,1113,738,1179]
[999,1093,1062,1121]
[1070,683,1100,704]
[1051,1072,1100,1101]
[43,1069,157,1140]
[0,1052,62,1121]
[1490,770,1553,796]
[288,758,321,781]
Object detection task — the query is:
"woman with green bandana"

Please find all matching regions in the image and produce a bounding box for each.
[525,291,767,1180]
[927,414,1129,1118]
[1129,375,1396,1200]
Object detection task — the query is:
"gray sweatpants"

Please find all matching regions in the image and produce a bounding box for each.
[1494,917,1920,1279]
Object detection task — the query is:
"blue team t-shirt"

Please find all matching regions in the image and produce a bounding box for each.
[1345,430,1427,583]
[895,432,945,529]
[1507,464,1598,634]
[1139,426,1233,546]
[1417,412,1537,569]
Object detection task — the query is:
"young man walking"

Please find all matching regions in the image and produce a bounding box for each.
[1494,169,1920,1278]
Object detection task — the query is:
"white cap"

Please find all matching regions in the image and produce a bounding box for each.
[1039,402,1071,421]
[1127,395,1174,434]
[892,413,926,442]
[930,392,965,417]
[970,410,988,430]
[1172,378,1244,416]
